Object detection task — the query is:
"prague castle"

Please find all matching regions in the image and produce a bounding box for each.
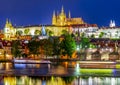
[3,6,98,40]
[52,6,85,26]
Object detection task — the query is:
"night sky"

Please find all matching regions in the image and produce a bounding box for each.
[0,0,120,29]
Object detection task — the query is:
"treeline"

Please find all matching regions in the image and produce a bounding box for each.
[11,32,76,59]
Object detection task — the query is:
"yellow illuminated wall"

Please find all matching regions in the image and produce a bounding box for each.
[52,7,85,26]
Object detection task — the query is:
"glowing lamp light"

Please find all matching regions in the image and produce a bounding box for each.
[76,45,80,51]
[76,63,79,69]
[75,63,80,74]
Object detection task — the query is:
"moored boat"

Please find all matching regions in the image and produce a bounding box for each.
[13,59,51,64]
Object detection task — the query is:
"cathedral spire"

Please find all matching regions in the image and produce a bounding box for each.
[113,20,116,27]
[5,18,9,28]
[41,26,46,36]
[68,11,71,18]
[6,18,9,24]
[53,10,56,17]
[52,10,57,25]
[61,6,64,14]
[110,20,116,27]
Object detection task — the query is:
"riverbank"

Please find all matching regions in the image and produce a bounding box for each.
[0,59,12,62]
[0,58,118,63]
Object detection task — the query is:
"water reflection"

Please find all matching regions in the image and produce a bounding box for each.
[1,76,120,85]
[0,63,12,70]
[14,63,41,69]
[0,62,120,77]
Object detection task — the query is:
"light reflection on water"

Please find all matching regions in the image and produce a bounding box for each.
[1,62,120,85]
[1,76,120,85]
[0,63,13,70]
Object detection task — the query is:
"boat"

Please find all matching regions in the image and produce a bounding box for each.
[77,61,116,69]
[13,59,51,64]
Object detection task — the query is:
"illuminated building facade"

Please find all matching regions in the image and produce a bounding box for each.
[4,20,16,40]
[52,6,85,26]
[3,7,98,40]
[95,20,120,38]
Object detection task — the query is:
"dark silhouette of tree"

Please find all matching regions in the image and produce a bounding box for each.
[80,38,90,49]
[99,32,104,38]
[60,32,76,58]
[16,30,23,36]
[52,37,61,58]
[41,38,53,59]
[91,34,95,38]
[24,29,30,35]
[11,40,22,58]
[34,30,41,35]
[27,40,40,58]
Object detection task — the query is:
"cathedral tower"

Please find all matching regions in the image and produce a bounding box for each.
[59,6,66,26]
[110,20,116,27]
[52,11,57,25]
[4,19,16,40]
[68,11,71,18]
[52,6,85,26]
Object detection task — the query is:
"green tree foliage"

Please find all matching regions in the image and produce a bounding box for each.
[11,40,22,58]
[80,38,96,49]
[75,31,79,37]
[80,38,90,48]
[41,38,53,58]
[46,29,54,36]
[48,30,54,36]
[62,77,75,84]
[89,43,96,48]
[27,40,40,57]
[91,34,95,38]
[99,32,104,38]
[81,32,86,38]
[16,30,23,36]
[62,30,68,35]
[34,30,41,35]
[24,29,30,35]
[52,37,61,58]
[60,33,76,58]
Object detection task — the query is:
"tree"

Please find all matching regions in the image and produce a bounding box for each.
[99,32,104,38]
[62,30,68,35]
[11,40,22,58]
[91,34,95,38]
[81,32,86,38]
[24,29,30,35]
[40,38,53,59]
[48,30,54,36]
[34,30,41,35]
[52,37,61,58]
[62,77,75,84]
[89,43,96,49]
[27,40,40,58]
[60,33,76,58]
[46,29,54,36]
[80,38,90,49]
[16,30,23,36]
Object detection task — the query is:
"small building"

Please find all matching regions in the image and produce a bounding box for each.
[79,52,86,60]
[109,52,119,61]
[91,51,101,60]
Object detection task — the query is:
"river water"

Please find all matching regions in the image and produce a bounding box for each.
[0,62,120,85]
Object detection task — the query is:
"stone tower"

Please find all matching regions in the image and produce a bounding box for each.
[52,6,85,26]
[109,20,116,27]
[52,11,57,25]
[4,19,16,40]
[59,6,66,26]
[52,6,67,26]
